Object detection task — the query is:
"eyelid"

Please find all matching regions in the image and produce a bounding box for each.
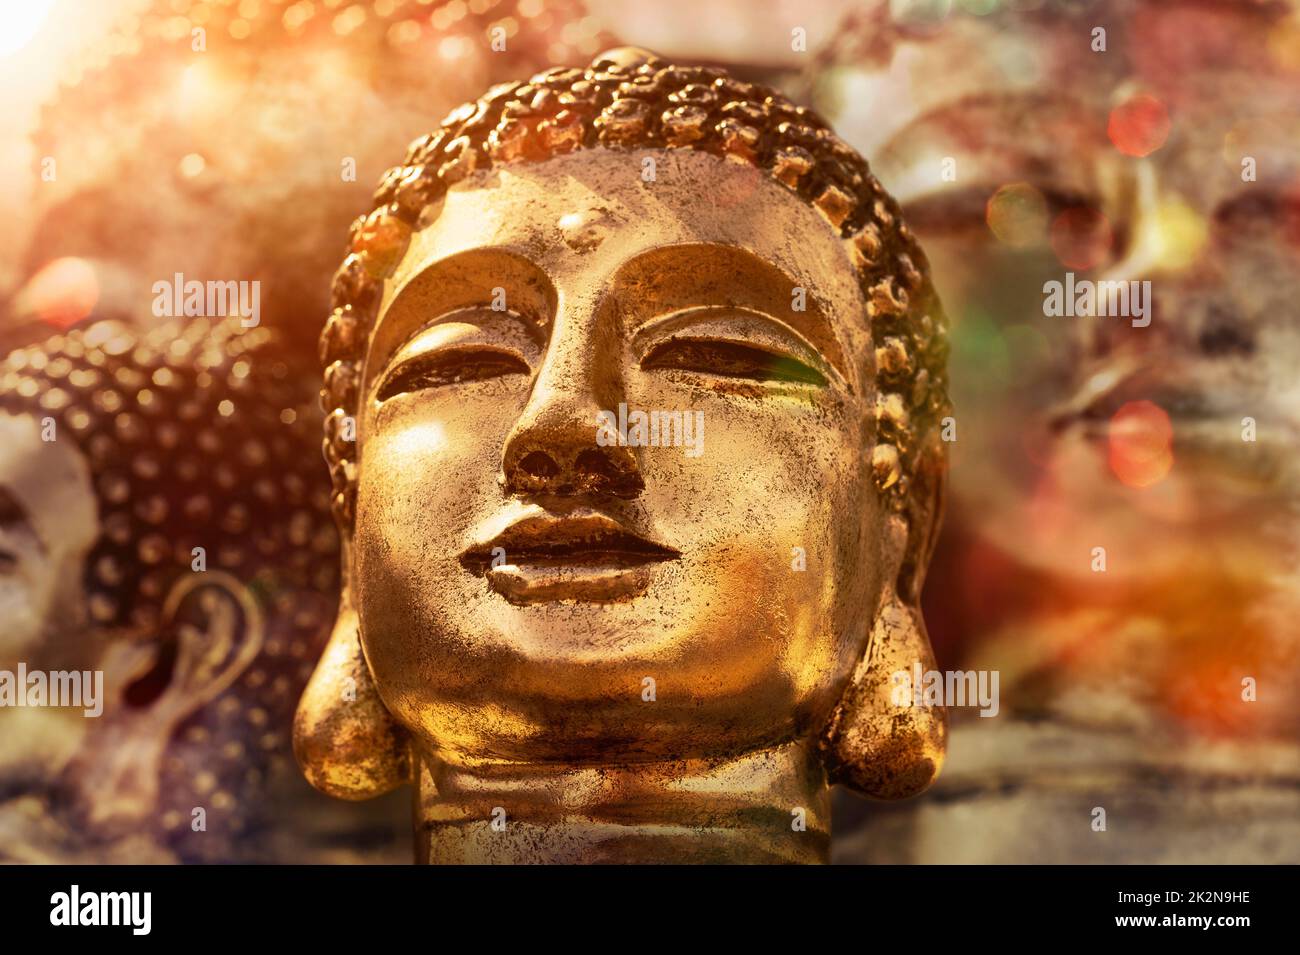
[373,309,539,401]
[0,524,43,564]
[376,346,530,402]
[0,490,39,542]
[1214,189,1297,226]
[633,308,840,386]
[904,182,1103,230]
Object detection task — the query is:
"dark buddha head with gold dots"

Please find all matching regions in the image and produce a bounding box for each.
[0,317,341,862]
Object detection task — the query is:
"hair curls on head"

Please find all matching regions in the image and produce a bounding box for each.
[320,48,950,536]
[0,316,338,633]
[0,316,343,857]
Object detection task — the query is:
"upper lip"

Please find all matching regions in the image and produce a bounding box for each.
[459,512,680,574]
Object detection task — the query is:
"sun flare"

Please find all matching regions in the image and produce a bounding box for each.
[0,0,55,58]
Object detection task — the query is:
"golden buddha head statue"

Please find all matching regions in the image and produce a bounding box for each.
[296,47,951,863]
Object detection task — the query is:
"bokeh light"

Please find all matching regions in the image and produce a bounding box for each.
[951,307,1010,385]
[19,257,100,330]
[986,182,1048,248]
[1108,93,1171,158]
[1108,400,1173,488]
[1141,199,1208,272]
[178,153,206,178]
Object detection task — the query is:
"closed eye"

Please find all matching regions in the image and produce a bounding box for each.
[641,337,827,386]
[904,184,1102,233]
[1214,190,1300,235]
[376,347,530,401]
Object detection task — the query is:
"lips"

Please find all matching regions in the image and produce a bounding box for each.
[459,512,680,604]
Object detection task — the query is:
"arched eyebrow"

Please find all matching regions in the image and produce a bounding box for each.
[607,243,849,377]
[0,486,43,553]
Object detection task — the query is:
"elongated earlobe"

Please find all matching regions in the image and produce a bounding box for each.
[819,515,947,798]
[293,597,410,800]
[66,571,265,834]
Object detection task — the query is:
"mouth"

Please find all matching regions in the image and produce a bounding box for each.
[459,512,680,604]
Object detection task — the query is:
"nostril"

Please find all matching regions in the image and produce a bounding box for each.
[504,442,643,498]
[574,448,624,481]
[517,450,560,480]
[574,447,644,497]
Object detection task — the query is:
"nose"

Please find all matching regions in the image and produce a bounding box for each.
[500,302,644,499]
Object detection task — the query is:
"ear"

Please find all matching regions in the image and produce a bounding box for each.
[64,571,264,834]
[293,587,410,800]
[148,570,265,716]
[818,435,948,799]
[897,430,947,606]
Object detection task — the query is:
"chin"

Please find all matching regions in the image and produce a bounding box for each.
[418,700,810,767]
[393,629,834,766]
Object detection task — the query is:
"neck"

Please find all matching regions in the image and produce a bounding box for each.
[415,740,830,864]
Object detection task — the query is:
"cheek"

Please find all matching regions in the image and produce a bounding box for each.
[632,375,877,650]
[357,385,521,528]
[351,389,518,656]
[634,369,862,528]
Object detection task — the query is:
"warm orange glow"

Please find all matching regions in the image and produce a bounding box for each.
[1268,16,1300,71]
[1108,400,1173,488]
[20,257,100,330]
[1108,93,1171,158]
[0,0,54,58]
[1139,199,1208,272]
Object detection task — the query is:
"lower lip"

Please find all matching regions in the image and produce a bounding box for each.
[483,560,662,604]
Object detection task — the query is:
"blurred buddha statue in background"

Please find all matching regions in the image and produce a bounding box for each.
[0,316,403,862]
[295,48,952,863]
[814,0,1300,862]
[5,0,618,356]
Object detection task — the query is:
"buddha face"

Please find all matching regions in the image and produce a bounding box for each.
[855,0,1300,586]
[352,148,891,765]
[0,411,99,783]
[0,411,97,671]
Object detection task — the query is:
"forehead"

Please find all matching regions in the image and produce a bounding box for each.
[383,148,867,329]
